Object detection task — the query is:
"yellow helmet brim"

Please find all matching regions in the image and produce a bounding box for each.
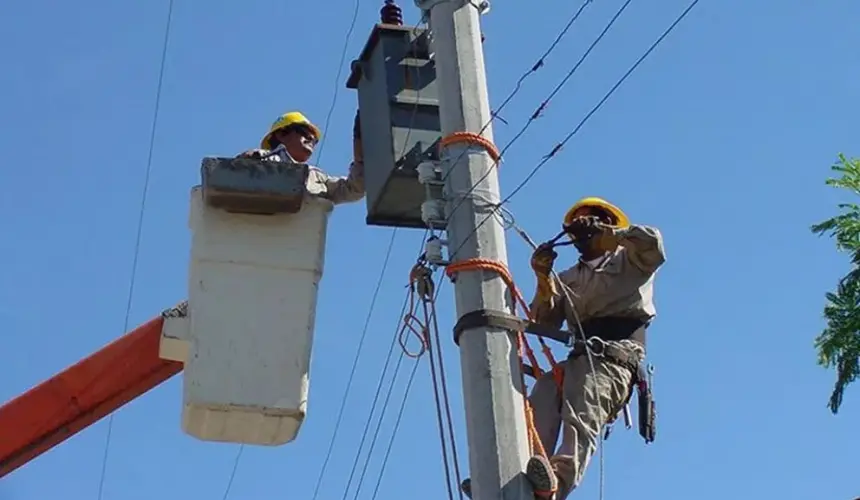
[563,196,630,228]
[260,111,322,149]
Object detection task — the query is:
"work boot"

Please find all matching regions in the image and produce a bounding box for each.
[460,457,558,500]
[526,455,558,498]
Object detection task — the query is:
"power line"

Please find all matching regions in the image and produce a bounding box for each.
[443,0,634,226]
[332,232,428,499]
[504,0,701,203]
[449,0,702,260]
[222,8,370,485]
[309,228,404,500]
[96,0,175,498]
[355,272,454,500]
[367,333,428,500]
[314,20,431,499]
[220,445,245,500]
[347,346,408,500]
[314,0,362,166]
[441,0,598,185]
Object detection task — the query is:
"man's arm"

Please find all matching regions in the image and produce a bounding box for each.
[321,111,366,204]
[529,274,566,330]
[321,160,365,204]
[602,224,666,274]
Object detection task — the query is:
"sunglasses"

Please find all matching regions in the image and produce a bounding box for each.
[283,126,318,144]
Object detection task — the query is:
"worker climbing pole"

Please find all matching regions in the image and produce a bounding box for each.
[345,0,680,497]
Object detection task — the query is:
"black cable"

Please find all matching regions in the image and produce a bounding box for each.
[96,1,174,498]
[440,0,598,185]
[309,228,402,500]
[443,0,635,227]
[448,0,702,260]
[314,0,362,166]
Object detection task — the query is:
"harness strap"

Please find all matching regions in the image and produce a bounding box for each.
[568,338,641,373]
[577,316,648,345]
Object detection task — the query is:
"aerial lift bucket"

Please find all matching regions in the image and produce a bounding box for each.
[160,156,332,446]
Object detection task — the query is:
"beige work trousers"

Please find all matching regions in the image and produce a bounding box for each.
[528,341,642,499]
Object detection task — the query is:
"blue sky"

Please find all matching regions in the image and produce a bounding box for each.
[1,0,858,499]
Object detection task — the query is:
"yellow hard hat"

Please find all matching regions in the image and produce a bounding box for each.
[260,111,322,149]
[563,196,630,228]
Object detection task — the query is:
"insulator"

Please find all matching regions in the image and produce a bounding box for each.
[380,0,403,25]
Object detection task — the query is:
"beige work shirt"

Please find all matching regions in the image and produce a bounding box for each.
[531,224,666,329]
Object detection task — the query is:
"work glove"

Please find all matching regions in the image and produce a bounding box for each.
[530,243,557,277]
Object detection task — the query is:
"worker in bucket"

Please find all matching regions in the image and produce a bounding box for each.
[238,110,365,204]
[523,196,665,499]
[460,197,665,500]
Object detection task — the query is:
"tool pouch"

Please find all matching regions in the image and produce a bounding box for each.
[636,362,656,443]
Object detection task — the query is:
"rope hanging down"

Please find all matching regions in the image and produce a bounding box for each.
[402,263,464,500]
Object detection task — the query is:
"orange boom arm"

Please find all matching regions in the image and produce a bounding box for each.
[0,316,183,477]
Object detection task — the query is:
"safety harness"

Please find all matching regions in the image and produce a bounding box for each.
[452,307,656,443]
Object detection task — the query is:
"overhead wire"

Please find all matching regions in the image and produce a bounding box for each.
[440,0,598,185]
[368,340,426,500]
[313,0,362,166]
[447,0,702,261]
[324,18,441,500]
[346,266,435,500]
[368,273,453,500]
[392,0,608,263]
[309,229,404,500]
[336,233,426,500]
[226,1,364,497]
[443,0,635,229]
[346,256,465,500]
[219,445,245,500]
[504,0,701,203]
[421,273,464,500]
[95,0,175,498]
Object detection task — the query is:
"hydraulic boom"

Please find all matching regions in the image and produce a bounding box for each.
[0,316,182,478]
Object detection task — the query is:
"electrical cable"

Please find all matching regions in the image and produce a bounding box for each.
[95,1,174,498]
[443,0,635,228]
[313,0,363,166]
[448,0,701,260]
[309,229,404,500]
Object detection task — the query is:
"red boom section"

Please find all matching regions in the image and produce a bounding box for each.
[0,316,183,478]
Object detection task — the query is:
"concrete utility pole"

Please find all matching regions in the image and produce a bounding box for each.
[416,1,533,498]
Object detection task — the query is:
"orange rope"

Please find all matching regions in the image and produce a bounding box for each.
[439,132,502,163]
[445,258,558,461]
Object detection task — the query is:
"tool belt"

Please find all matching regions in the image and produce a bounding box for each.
[567,316,656,444]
